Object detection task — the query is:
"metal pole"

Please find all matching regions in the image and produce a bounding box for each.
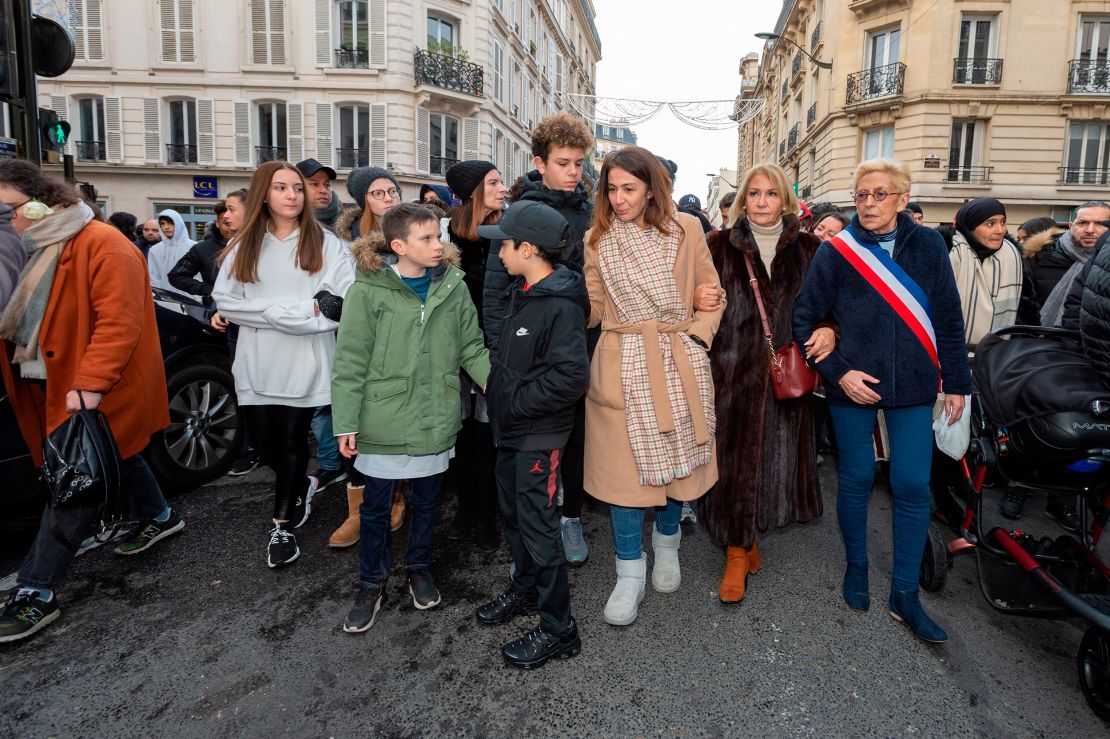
[12,0,39,163]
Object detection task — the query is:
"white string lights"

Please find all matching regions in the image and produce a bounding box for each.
[563,93,765,131]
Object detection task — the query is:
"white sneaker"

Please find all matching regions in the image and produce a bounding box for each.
[603,555,646,626]
[651,528,681,593]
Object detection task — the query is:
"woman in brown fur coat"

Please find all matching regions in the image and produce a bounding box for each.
[701,163,833,603]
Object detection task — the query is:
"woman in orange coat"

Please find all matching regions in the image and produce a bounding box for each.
[0,160,183,645]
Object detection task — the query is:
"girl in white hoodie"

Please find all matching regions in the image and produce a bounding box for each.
[212,161,354,568]
[147,208,196,292]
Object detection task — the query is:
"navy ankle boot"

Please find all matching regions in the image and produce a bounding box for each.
[888,590,948,643]
[842,564,870,611]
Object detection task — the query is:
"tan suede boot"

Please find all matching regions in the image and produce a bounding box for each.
[718,546,749,603]
[329,484,363,548]
[746,539,762,575]
[390,483,406,532]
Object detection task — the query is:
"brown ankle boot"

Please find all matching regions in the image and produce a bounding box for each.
[390,483,406,532]
[719,546,749,603]
[329,485,363,548]
[746,540,762,575]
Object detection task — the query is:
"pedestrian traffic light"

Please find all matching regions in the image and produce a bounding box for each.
[39,108,69,151]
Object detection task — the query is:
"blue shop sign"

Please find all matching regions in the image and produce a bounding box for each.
[193,176,218,199]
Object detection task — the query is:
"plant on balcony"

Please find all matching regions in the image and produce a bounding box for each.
[425,40,470,62]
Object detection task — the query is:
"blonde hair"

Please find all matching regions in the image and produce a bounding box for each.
[728,163,798,227]
[850,158,911,193]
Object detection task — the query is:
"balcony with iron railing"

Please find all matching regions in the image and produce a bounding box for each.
[810,21,821,52]
[945,165,993,184]
[778,140,785,160]
[781,79,788,99]
[1059,166,1110,185]
[414,50,484,98]
[431,155,458,176]
[256,145,287,164]
[788,123,799,152]
[77,140,105,162]
[807,102,817,129]
[953,58,1003,85]
[166,143,197,165]
[1068,59,1110,94]
[845,62,905,106]
[335,48,369,69]
[336,148,369,169]
[791,51,803,81]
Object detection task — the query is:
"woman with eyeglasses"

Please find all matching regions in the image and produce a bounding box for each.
[793,159,971,643]
[700,163,831,605]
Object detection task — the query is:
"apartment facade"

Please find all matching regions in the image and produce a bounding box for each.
[590,120,637,171]
[704,168,738,227]
[38,0,601,236]
[738,0,1110,225]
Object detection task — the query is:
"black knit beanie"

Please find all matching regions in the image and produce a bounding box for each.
[446,160,497,202]
[346,166,401,208]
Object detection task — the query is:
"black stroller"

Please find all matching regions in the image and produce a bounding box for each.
[926,325,1110,719]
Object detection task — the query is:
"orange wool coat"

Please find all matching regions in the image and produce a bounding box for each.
[1,220,169,465]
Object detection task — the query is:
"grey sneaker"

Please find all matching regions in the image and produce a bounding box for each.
[680,502,697,525]
[561,517,588,566]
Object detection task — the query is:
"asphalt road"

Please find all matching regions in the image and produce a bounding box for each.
[1,461,1108,737]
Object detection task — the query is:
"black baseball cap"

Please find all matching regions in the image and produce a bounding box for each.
[478,200,569,252]
[295,158,337,181]
[678,194,701,210]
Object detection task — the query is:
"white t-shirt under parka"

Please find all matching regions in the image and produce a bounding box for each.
[212,227,355,407]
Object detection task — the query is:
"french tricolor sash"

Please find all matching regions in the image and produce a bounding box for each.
[829,230,940,370]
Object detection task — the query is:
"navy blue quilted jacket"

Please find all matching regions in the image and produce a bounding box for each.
[792,211,972,408]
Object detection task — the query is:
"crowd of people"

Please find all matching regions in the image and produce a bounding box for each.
[0,109,1105,669]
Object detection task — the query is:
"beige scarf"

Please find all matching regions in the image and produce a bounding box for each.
[949,231,1022,349]
[597,219,715,487]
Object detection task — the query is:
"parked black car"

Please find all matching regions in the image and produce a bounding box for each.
[0,290,242,531]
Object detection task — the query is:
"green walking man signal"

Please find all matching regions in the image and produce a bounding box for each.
[38,108,70,151]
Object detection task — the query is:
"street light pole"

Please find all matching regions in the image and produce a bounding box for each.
[754,32,833,70]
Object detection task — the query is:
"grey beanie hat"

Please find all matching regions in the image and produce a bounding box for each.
[346,166,401,207]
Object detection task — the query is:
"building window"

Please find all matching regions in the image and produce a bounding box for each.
[251,0,286,65]
[257,102,288,163]
[167,99,197,164]
[1063,121,1110,184]
[76,97,106,162]
[335,0,369,68]
[1070,16,1110,93]
[948,119,988,182]
[427,14,455,55]
[75,0,104,62]
[430,112,459,175]
[862,126,894,160]
[493,40,505,104]
[866,26,900,71]
[337,104,369,169]
[160,0,196,63]
[954,15,1001,84]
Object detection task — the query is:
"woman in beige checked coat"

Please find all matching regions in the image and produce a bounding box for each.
[583,146,724,626]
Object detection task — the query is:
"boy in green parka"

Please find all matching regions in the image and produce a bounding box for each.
[332,203,490,633]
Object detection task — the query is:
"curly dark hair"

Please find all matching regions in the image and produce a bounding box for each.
[531,111,594,162]
[0,158,80,208]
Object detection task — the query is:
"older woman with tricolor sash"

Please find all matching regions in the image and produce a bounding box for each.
[793,159,971,644]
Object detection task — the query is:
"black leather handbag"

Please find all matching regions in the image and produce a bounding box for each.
[41,395,123,513]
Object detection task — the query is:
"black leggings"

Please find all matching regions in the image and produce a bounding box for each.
[242,404,316,521]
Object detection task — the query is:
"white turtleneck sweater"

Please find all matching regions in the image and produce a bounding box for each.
[749,219,784,274]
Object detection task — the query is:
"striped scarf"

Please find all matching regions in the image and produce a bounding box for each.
[0,202,94,375]
[949,232,1022,350]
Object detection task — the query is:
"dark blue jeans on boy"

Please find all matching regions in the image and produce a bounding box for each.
[359,473,443,587]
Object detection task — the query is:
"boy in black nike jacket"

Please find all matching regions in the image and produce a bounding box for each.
[474,200,590,668]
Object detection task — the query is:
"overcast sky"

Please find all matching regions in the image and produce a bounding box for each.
[592,1,783,202]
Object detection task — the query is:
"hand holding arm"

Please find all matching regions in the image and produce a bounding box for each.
[838,370,882,405]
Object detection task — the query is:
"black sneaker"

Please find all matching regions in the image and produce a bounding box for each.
[501,620,581,669]
[267,525,299,568]
[1046,498,1082,534]
[408,570,442,610]
[999,487,1027,520]
[114,510,185,555]
[343,584,384,633]
[0,590,61,644]
[288,476,319,529]
[476,588,539,625]
[313,467,347,491]
[228,449,261,476]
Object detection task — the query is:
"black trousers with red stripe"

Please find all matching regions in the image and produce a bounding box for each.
[495,448,573,634]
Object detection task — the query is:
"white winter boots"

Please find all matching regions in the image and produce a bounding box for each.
[603,528,682,626]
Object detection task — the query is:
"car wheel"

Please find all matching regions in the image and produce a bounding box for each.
[147,361,242,491]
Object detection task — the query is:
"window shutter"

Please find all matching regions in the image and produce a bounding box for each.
[492,127,501,169]
[233,100,251,165]
[315,0,332,66]
[197,98,215,164]
[493,41,504,104]
[462,117,480,161]
[160,0,178,62]
[269,0,286,65]
[369,103,387,167]
[315,102,333,166]
[251,0,287,64]
[48,95,71,155]
[369,0,386,68]
[179,0,196,63]
[142,97,162,163]
[287,101,304,162]
[503,136,514,182]
[556,56,564,97]
[416,106,430,174]
[76,0,104,61]
[104,96,123,162]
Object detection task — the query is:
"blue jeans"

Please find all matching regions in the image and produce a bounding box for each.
[609,499,683,560]
[358,473,443,587]
[311,406,341,471]
[828,403,934,592]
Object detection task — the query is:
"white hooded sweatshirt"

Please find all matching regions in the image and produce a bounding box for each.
[147,209,196,291]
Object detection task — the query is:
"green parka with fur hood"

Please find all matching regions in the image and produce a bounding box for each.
[331,230,490,456]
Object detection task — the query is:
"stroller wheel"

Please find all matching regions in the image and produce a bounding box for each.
[920,521,949,593]
[1078,626,1110,721]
